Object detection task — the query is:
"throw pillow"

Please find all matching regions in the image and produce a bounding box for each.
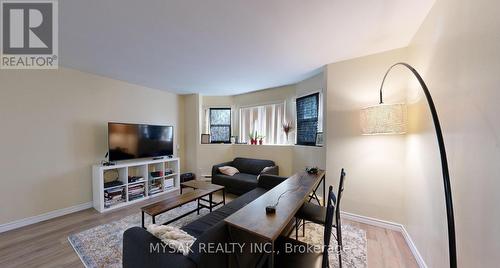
[147,224,196,256]
[218,166,239,176]
[257,166,275,181]
[261,166,275,174]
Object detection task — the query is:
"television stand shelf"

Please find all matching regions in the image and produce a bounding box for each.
[92,157,180,213]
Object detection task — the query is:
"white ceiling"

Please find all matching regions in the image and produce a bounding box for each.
[60,0,435,95]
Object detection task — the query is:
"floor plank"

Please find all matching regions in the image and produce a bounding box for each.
[0,190,418,267]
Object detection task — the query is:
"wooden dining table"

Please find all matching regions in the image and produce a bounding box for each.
[224,170,326,267]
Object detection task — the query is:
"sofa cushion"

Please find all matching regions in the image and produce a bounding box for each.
[182,210,228,237]
[213,173,258,193]
[224,187,267,211]
[186,187,269,266]
[187,221,229,267]
[257,174,288,190]
[232,157,275,175]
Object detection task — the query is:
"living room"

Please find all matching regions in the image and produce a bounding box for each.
[0,0,499,267]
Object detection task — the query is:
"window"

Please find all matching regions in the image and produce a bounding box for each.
[296,93,319,146]
[239,102,286,144]
[209,108,231,143]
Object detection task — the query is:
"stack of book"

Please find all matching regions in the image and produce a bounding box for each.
[104,187,124,208]
[164,178,174,189]
[128,184,145,201]
[149,180,162,195]
[128,176,144,183]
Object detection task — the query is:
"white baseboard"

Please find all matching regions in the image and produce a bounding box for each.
[0,202,93,233]
[340,211,402,231]
[341,211,427,268]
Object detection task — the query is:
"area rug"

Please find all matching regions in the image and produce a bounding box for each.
[293,221,367,268]
[69,201,367,268]
[68,202,209,268]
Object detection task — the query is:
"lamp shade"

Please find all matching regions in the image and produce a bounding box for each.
[360,103,407,135]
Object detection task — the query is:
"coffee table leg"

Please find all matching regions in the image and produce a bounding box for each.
[142,211,145,228]
[222,189,226,205]
[197,198,200,215]
[209,193,213,212]
[152,216,156,224]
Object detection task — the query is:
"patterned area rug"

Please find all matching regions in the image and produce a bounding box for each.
[292,221,367,268]
[68,201,367,267]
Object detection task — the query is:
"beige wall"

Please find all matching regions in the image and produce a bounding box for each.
[196,144,234,176]
[0,68,183,225]
[293,145,325,174]
[325,0,500,266]
[325,48,409,224]
[404,0,500,266]
[182,94,201,174]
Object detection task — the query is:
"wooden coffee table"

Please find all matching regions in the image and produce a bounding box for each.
[141,181,225,228]
[181,180,225,205]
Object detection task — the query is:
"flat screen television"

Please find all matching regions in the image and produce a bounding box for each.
[108,123,174,161]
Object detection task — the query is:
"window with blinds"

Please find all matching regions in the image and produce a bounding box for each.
[239,102,286,144]
[296,93,319,146]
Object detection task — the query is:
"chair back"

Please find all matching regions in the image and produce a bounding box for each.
[321,185,335,268]
[335,169,346,229]
[322,168,347,268]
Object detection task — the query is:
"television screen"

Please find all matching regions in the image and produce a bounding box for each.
[108,123,173,161]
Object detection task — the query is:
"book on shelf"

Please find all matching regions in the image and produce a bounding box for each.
[129,184,145,191]
[104,180,124,189]
[164,178,174,188]
[128,176,145,183]
[104,186,125,208]
[149,188,162,195]
[129,194,145,201]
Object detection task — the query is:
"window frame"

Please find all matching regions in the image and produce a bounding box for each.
[209,108,232,144]
[295,93,319,146]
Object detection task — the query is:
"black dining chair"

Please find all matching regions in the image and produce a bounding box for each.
[274,184,336,268]
[294,168,346,267]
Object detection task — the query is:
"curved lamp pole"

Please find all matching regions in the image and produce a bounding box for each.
[372,62,457,267]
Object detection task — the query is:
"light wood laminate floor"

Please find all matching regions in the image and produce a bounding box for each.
[0,190,418,267]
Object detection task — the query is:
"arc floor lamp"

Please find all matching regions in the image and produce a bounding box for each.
[360,62,457,268]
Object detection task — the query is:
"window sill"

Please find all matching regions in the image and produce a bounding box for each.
[233,143,294,147]
[199,143,298,147]
[294,144,324,148]
[200,143,233,146]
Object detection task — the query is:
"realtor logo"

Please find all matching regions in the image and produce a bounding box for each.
[1,0,58,69]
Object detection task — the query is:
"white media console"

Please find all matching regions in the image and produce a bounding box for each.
[92,157,180,212]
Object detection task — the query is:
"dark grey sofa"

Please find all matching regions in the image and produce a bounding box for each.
[123,174,288,268]
[211,157,279,195]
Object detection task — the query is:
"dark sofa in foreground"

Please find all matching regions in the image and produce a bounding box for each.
[123,174,287,268]
[212,157,279,195]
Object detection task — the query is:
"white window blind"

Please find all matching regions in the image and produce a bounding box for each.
[239,102,286,144]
